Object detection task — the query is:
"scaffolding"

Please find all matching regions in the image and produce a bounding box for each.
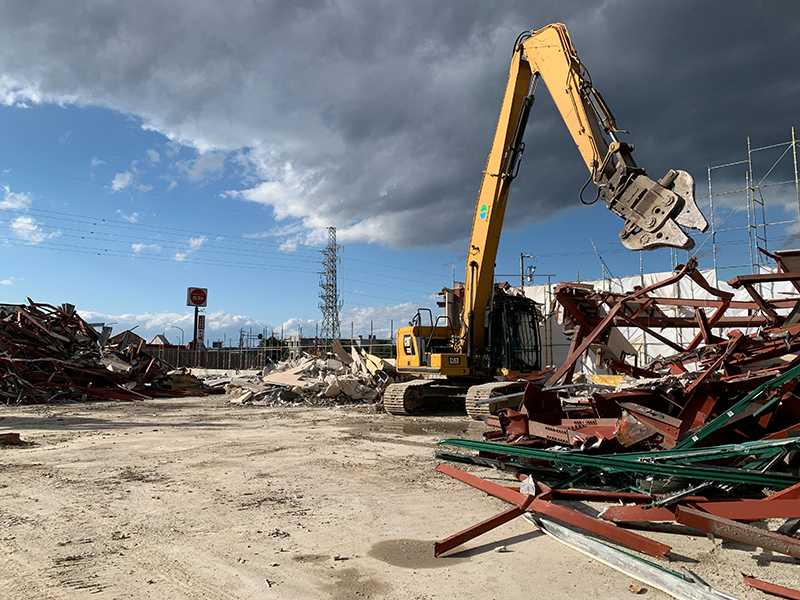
[703,128,800,274]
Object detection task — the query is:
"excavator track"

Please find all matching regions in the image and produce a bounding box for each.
[382,380,436,416]
[465,380,528,420]
[383,380,471,415]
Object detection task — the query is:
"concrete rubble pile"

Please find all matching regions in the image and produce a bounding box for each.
[225,341,407,407]
[0,300,191,404]
[433,255,800,600]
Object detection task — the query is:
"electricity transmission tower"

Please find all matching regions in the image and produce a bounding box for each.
[318,227,343,345]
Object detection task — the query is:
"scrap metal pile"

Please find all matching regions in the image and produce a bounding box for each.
[0,300,181,404]
[435,253,800,599]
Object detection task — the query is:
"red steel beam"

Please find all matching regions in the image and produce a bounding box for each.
[554,314,775,329]
[601,499,800,523]
[687,268,734,301]
[527,498,671,559]
[743,575,800,600]
[434,506,526,557]
[684,331,744,396]
[615,312,686,354]
[435,464,671,559]
[599,505,676,522]
[764,481,800,501]
[675,506,800,559]
[546,303,623,387]
[433,464,535,556]
[634,297,797,310]
[550,489,709,503]
[702,499,800,521]
[729,271,800,286]
[627,297,656,320]
[435,463,530,507]
[741,282,780,323]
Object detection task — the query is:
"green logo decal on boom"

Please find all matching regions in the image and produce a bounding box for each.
[479,205,488,219]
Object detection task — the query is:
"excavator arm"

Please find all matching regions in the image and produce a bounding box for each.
[462,23,708,355]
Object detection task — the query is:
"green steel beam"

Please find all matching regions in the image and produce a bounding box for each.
[674,363,800,450]
[437,439,800,488]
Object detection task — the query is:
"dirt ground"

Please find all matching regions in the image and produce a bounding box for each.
[1,396,798,600]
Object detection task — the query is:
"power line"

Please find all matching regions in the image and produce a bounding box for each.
[0,205,453,284]
[0,158,271,219]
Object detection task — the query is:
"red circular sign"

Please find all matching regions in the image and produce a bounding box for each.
[188,288,207,306]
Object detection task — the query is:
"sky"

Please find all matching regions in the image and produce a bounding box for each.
[1,1,800,346]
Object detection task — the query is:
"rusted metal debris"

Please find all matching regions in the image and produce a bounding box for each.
[675,505,800,560]
[743,575,800,600]
[0,300,201,405]
[432,256,800,592]
[471,253,800,459]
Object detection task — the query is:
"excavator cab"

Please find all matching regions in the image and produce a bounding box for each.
[396,286,541,378]
[487,291,541,376]
[395,308,468,376]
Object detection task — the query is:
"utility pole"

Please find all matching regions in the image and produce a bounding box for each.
[318,226,343,349]
[520,253,536,288]
[590,239,614,290]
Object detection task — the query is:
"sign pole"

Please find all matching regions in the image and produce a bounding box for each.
[193,305,199,349]
[186,287,208,366]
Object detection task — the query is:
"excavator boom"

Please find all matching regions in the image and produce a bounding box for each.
[386,23,708,417]
[463,23,707,353]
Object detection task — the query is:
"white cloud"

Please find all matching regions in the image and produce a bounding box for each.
[110,171,133,192]
[146,149,161,163]
[76,307,269,343]
[172,235,207,262]
[91,157,105,167]
[0,185,33,210]
[232,162,308,221]
[115,209,140,223]
[1,279,12,285]
[165,141,181,159]
[131,243,161,253]
[280,317,319,338]
[10,215,60,244]
[274,301,421,340]
[204,309,262,331]
[177,151,225,182]
[0,5,546,251]
[340,302,419,339]
[0,1,794,254]
[188,236,207,251]
[278,239,298,252]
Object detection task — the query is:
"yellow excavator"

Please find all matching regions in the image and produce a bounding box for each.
[383,23,708,416]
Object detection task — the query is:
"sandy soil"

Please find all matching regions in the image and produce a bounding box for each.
[1,396,797,600]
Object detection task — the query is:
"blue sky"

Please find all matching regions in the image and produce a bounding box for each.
[1,1,799,345]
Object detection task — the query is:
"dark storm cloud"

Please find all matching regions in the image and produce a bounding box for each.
[0,0,797,248]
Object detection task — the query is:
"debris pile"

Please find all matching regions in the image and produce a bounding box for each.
[433,255,800,599]
[0,300,188,404]
[225,342,404,406]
